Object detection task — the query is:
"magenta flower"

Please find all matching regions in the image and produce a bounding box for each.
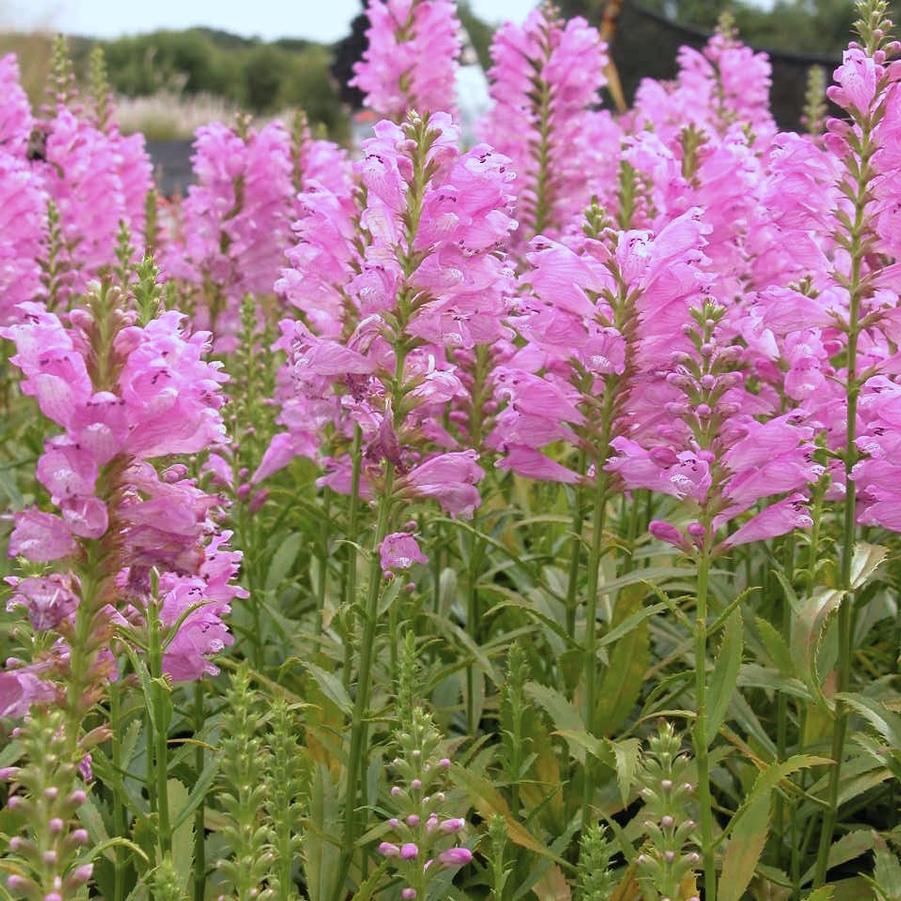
[380,533,429,574]
[353,0,462,120]
[481,6,609,239]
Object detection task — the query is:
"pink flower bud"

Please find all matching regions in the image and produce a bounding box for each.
[439,847,473,867]
[401,890,417,900]
[400,842,419,860]
[378,842,400,858]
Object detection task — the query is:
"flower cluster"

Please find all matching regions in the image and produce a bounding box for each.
[481,6,613,240]
[377,707,473,898]
[353,0,462,121]
[636,723,701,901]
[1,285,240,705]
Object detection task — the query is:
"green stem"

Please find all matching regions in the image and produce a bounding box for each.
[565,454,587,639]
[580,463,609,830]
[693,543,717,901]
[775,535,795,869]
[343,427,363,690]
[465,511,484,736]
[110,681,127,901]
[193,681,207,901]
[148,599,172,856]
[315,490,332,637]
[333,471,394,900]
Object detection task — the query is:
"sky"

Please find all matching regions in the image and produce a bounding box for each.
[2,0,538,41]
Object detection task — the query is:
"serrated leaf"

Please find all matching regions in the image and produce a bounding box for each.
[802,830,877,886]
[870,835,901,900]
[836,692,901,747]
[791,587,844,702]
[754,615,795,675]
[526,682,584,733]
[707,608,743,744]
[168,779,193,890]
[170,753,221,832]
[720,790,770,901]
[849,542,887,590]
[738,664,813,700]
[729,755,829,836]
[611,738,641,807]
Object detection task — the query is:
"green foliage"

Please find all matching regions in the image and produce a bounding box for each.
[94,28,348,138]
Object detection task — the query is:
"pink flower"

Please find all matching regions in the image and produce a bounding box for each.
[722,494,813,548]
[0,54,34,154]
[0,154,47,324]
[353,0,462,120]
[5,574,79,631]
[404,451,484,517]
[380,533,429,574]
[0,664,56,718]
[8,510,76,562]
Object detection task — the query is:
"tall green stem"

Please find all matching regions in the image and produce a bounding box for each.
[775,535,795,869]
[693,543,717,901]
[343,427,363,690]
[565,454,587,639]
[580,462,609,830]
[333,471,394,900]
[193,681,207,901]
[148,599,172,856]
[110,681,127,901]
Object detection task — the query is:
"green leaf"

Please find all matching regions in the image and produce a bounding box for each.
[804,888,834,901]
[552,729,611,768]
[611,738,641,808]
[707,608,743,745]
[728,755,829,839]
[870,835,901,900]
[526,682,584,733]
[305,662,353,716]
[754,615,795,676]
[849,542,887,589]
[451,765,567,866]
[791,586,844,703]
[802,830,877,886]
[738,664,813,701]
[265,531,303,594]
[168,779,193,890]
[596,588,651,735]
[170,753,221,832]
[350,860,390,901]
[720,790,770,901]
[835,692,901,747]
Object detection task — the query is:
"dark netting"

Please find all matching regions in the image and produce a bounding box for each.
[608,0,841,129]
